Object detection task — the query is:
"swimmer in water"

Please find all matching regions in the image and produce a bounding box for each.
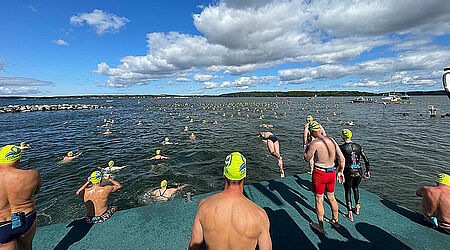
[259,131,284,178]
[261,124,273,129]
[162,137,173,145]
[189,133,196,140]
[99,160,127,177]
[338,129,370,221]
[137,121,143,126]
[213,121,218,125]
[103,129,111,135]
[151,180,188,201]
[148,150,169,160]
[18,142,31,150]
[346,121,355,126]
[184,126,189,132]
[303,116,326,174]
[61,151,82,162]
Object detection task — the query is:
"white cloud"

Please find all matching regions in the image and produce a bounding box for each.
[193,74,214,82]
[94,0,450,88]
[70,9,129,35]
[176,77,190,82]
[0,86,41,95]
[0,77,53,86]
[53,39,69,46]
[164,81,177,85]
[28,5,37,12]
[203,75,276,89]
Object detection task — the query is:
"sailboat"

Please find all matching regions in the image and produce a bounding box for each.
[444,68,450,99]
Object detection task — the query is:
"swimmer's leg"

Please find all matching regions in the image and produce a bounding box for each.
[273,142,284,177]
[0,240,17,250]
[343,175,354,221]
[311,194,325,234]
[353,175,362,214]
[326,192,340,228]
[17,218,37,250]
[308,158,314,174]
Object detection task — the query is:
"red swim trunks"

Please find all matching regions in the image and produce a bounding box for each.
[312,169,336,195]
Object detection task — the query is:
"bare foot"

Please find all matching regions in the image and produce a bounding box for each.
[310,222,325,234]
[280,168,285,178]
[354,204,360,215]
[343,212,354,222]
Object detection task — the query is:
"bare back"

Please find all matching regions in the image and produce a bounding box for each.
[196,192,270,250]
[309,137,337,167]
[83,186,114,217]
[421,186,450,225]
[0,168,40,221]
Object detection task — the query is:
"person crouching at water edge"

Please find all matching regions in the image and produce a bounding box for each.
[258,131,284,178]
[76,171,122,224]
[416,173,450,234]
[189,152,272,250]
[0,145,41,250]
[304,122,345,234]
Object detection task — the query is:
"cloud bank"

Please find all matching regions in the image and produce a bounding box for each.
[70,9,129,35]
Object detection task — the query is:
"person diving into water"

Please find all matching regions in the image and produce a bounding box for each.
[338,129,370,221]
[0,145,41,250]
[151,180,188,201]
[259,131,284,178]
[303,116,326,174]
[61,151,82,162]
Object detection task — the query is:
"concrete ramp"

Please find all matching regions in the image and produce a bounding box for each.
[34,174,448,249]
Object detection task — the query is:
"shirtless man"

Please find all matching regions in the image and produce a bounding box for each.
[147,150,169,161]
[304,122,345,234]
[76,171,122,224]
[189,152,272,250]
[0,145,41,250]
[61,151,82,162]
[416,173,450,234]
[151,180,187,201]
[303,115,326,174]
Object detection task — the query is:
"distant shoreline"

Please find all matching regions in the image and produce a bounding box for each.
[0,90,445,99]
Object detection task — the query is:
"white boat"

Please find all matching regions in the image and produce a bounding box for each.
[381,93,409,104]
[351,96,376,103]
[444,68,450,99]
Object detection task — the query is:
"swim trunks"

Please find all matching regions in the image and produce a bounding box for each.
[312,168,336,195]
[86,206,117,224]
[0,210,36,244]
[263,134,278,143]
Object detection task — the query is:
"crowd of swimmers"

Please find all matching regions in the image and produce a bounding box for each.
[0,113,449,249]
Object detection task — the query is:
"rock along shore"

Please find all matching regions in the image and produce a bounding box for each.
[0,104,113,114]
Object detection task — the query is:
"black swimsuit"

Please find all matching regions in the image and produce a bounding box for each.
[263,134,278,143]
[0,210,36,244]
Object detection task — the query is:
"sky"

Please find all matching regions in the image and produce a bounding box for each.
[1,0,449,96]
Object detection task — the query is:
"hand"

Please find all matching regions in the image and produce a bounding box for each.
[364,171,371,179]
[303,144,307,149]
[337,172,345,184]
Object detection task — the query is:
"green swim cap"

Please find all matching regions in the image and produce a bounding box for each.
[340,129,352,139]
[306,115,313,122]
[223,152,246,181]
[0,145,22,163]
[156,150,161,155]
[160,180,168,188]
[90,171,102,184]
[108,160,114,167]
[309,121,321,132]
[436,173,450,186]
[20,142,25,147]
[67,151,73,157]
[164,137,169,142]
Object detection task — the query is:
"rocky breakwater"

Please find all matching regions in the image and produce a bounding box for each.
[0,104,113,114]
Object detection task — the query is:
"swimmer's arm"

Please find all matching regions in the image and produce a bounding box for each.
[304,142,316,162]
[76,179,90,196]
[332,138,345,173]
[303,125,309,147]
[419,188,438,216]
[177,184,188,191]
[189,200,205,250]
[161,156,170,159]
[105,177,122,193]
[416,186,426,197]
[257,210,272,250]
[33,171,42,195]
[361,148,370,172]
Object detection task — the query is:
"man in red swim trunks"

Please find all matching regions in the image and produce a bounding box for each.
[304,121,345,233]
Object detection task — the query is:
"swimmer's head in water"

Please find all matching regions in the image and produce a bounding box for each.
[309,121,321,132]
[164,137,169,142]
[106,129,110,132]
[223,152,246,181]
[156,150,161,155]
[20,142,25,147]
[160,180,168,189]
[340,129,352,140]
[67,151,74,157]
[108,160,114,167]
[0,145,22,163]
[90,171,102,184]
[306,115,313,122]
[436,173,450,186]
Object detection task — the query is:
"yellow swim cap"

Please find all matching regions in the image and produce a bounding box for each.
[67,151,73,157]
[0,145,22,163]
[165,137,169,142]
[106,129,110,132]
[108,160,114,167]
[340,129,352,139]
[309,121,321,132]
[436,173,450,186]
[156,150,161,155]
[160,180,168,188]
[20,142,25,147]
[90,171,102,184]
[224,152,247,181]
[306,115,313,122]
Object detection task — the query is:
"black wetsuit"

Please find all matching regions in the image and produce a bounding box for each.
[339,142,370,211]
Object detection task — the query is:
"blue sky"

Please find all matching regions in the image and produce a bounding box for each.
[1,0,449,96]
